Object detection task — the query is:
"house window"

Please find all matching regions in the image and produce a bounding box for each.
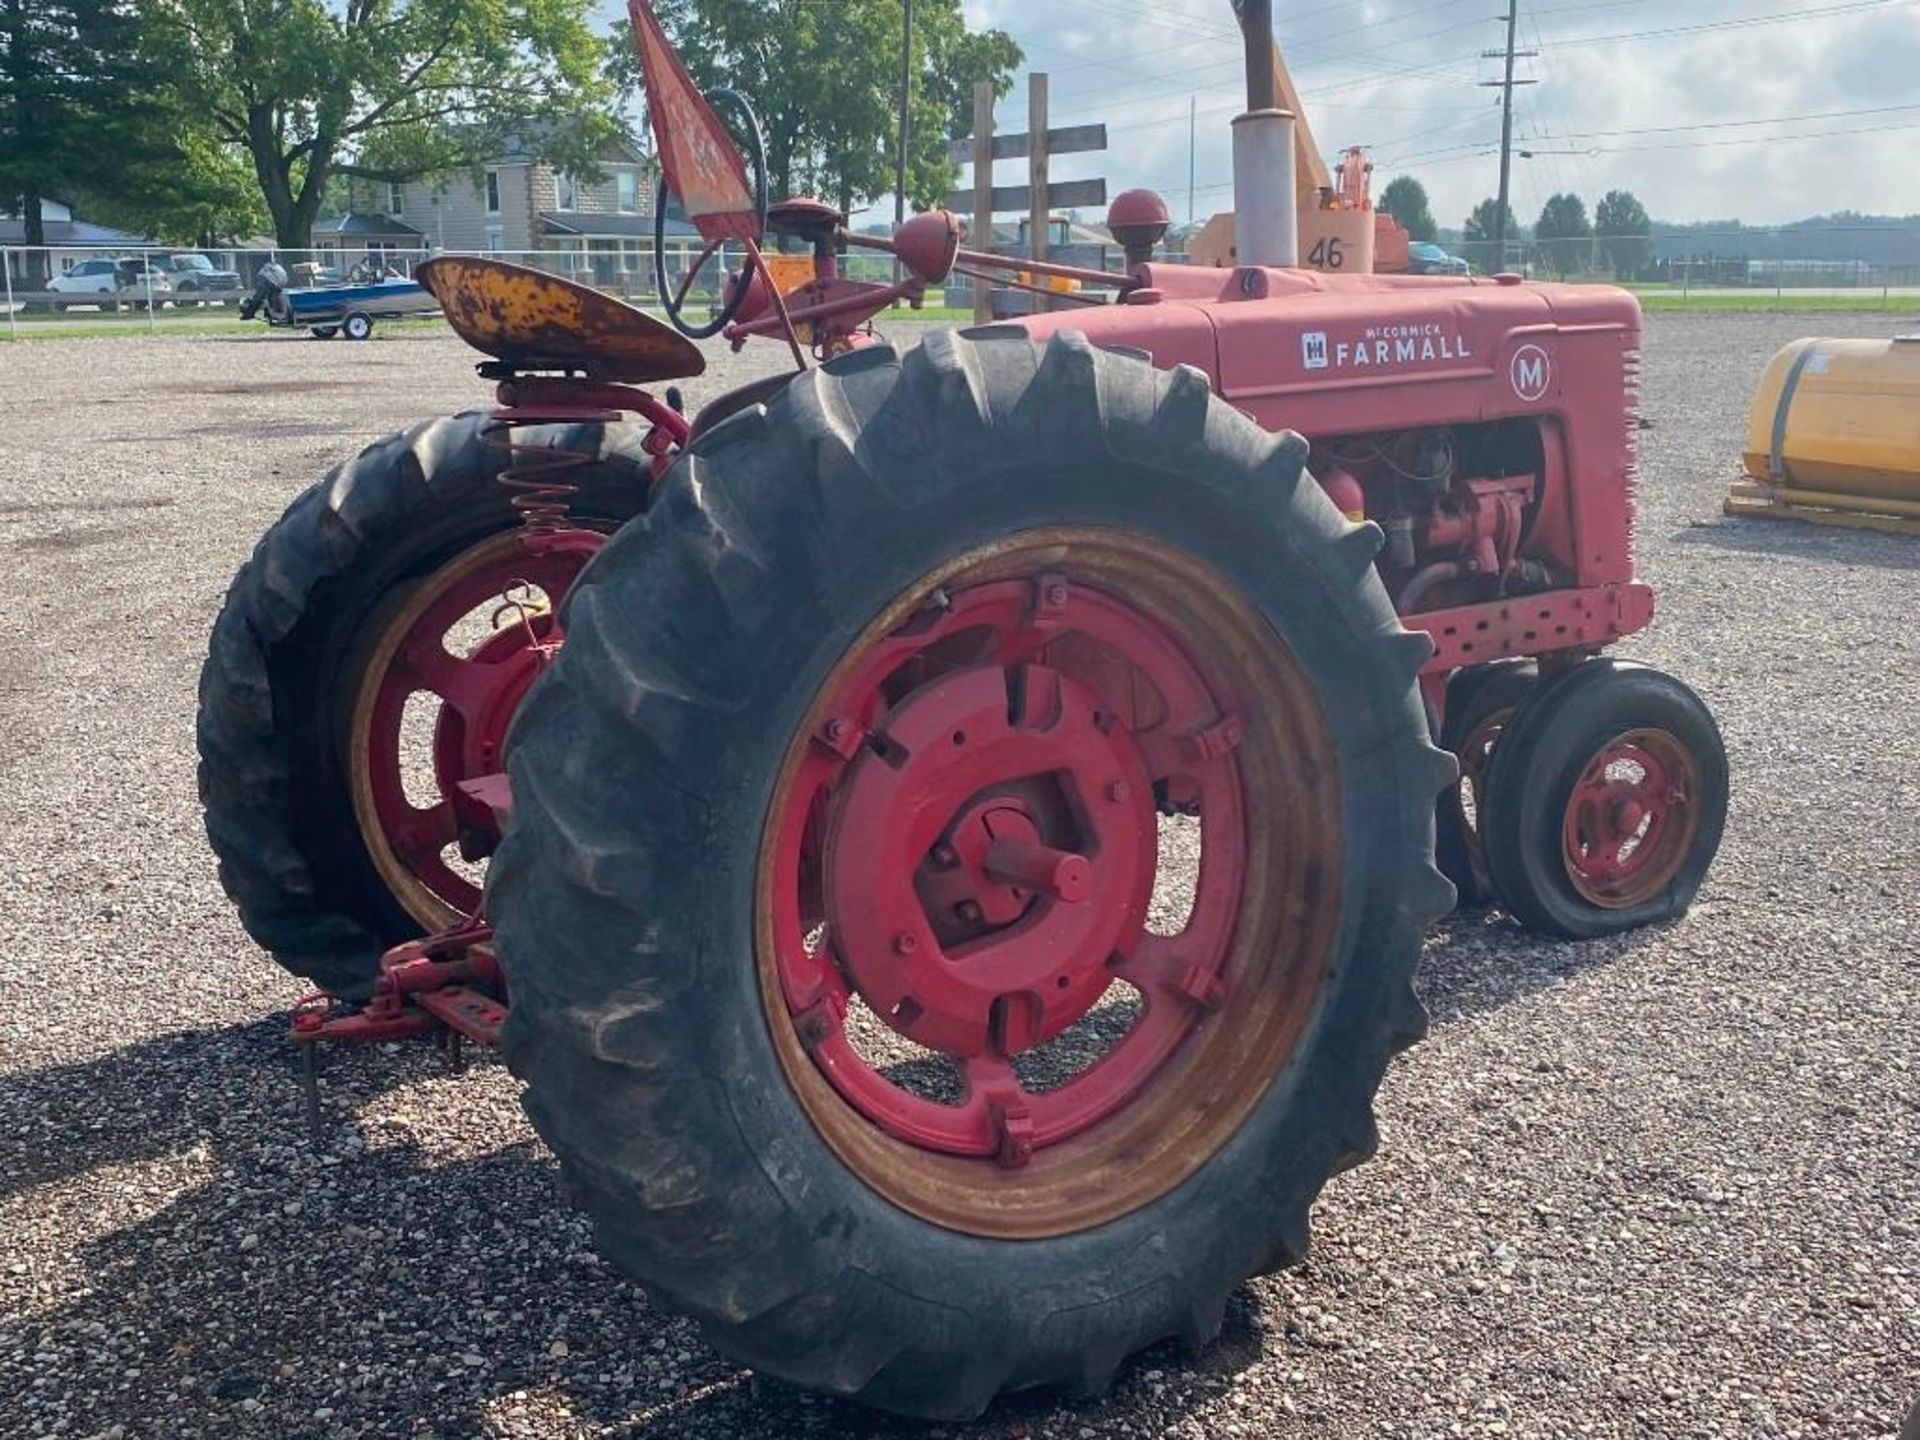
[387,182,404,215]
[616,171,637,213]
[485,226,504,253]
[557,173,577,210]
[485,170,501,214]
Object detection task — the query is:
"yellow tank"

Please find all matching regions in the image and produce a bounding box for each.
[1730,335,1920,532]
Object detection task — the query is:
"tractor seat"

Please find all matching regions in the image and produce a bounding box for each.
[417,256,705,384]
[768,197,845,244]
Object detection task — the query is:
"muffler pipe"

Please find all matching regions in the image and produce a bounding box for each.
[1233,0,1297,266]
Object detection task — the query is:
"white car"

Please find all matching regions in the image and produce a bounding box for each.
[46,257,174,311]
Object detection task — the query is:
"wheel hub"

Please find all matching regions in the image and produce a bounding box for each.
[758,532,1347,1237]
[432,621,552,854]
[353,534,595,927]
[1562,729,1698,905]
[824,663,1156,1056]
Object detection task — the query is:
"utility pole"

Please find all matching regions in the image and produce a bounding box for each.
[1480,8,1536,268]
[1188,95,1196,227]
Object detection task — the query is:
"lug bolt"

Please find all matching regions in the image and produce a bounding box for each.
[957,900,984,925]
[932,843,959,868]
[892,932,917,955]
[1107,780,1131,804]
[1045,583,1068,607]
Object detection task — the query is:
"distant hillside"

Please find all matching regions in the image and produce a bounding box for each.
[1434,212,1920,266]
[1650,213,1920,264]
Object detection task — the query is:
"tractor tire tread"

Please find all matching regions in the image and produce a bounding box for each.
[493,331,1454,1418]
[197,413,643,994]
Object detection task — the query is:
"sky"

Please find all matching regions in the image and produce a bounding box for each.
[936,0,1920,233]
[602,1,1920,231]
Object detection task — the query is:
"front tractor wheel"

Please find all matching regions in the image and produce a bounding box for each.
[1481,659,1728,938]
[491,331,1455,1418]
[197,414,651,996]
[1435,660,1539,907]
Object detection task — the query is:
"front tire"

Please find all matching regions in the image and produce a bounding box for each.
[1435,661,1538,907]
[1481,659,1727,937]
[197,414,653,995]
[492,331,1454,1418]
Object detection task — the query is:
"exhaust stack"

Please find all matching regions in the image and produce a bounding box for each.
[1232,0,1297,267]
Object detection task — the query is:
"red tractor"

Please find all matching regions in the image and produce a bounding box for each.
[197,1,1726,1419]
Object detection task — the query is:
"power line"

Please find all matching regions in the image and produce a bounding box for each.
[1529,99,1920,141]
[1030,0,1911,129]
[1536,0,1913,48]
[1048,5,1529,116]
[1379,113,1920,168]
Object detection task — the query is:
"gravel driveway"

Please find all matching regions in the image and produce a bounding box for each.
[0,313,1914,1439]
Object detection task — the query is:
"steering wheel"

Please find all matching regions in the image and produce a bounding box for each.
[654,88,770,339]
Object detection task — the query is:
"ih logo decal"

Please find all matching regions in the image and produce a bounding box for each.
[1510,343,1552,401]
[1301,331,1330,370]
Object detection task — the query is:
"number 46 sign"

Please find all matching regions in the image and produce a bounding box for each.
[1299,209,1373,274]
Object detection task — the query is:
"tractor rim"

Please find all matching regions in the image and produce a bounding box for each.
[1455,704,1514,886]
[348,531,592,930]
[757,529,1343,1239]
[1560,726,1700,907]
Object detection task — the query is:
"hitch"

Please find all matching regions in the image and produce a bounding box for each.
[290,916,506,1138]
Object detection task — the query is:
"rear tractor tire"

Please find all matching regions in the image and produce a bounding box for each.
[1481,658,1727,938]
[196,413,653,996]
[490,331,1456,1419]
[1434,660,1538,907]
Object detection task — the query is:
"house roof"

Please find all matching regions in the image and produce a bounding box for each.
[539,211,698,240]
[312,212,426,239]
[0,216,153,246]
[491,120,646,167]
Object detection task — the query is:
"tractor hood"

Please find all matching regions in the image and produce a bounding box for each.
[1010,293,1225,385]
[1007,265,1639,447]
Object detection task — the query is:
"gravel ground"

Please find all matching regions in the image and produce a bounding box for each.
[0,313,1914,1440]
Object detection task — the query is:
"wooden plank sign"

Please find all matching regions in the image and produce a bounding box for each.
[945,124,1107,165]
[952,73,1109,321]
[944,179,1110,217]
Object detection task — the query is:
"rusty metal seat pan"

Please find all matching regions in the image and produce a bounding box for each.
[417,256,705,383]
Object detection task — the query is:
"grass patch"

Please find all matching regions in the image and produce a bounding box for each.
[0,312,449,342]
[881,304,974,324]
[1628,289,1920,314]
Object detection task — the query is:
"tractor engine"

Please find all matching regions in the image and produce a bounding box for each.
[1313,420,1554,614]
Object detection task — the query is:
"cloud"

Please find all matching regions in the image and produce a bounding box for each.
[960,0,1920,227]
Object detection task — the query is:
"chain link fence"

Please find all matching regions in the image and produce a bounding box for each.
[0,242,915,339]
[9,227,1918,340]
[1451,228,1920,297]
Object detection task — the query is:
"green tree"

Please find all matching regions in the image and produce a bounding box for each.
[77,127,269,246]
[1379,175,1435,242]
[0,0,172,269]
[623,1,1021,217]
[1461,197,1520,270]
[1533,192,1592,276]
[1463,197,1519,244]
[153,0,620,248]
[1595,188,1653,279]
